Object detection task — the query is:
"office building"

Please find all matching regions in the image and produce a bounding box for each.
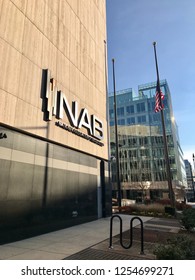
[109,80,186,202]
[0,0,111,243]
[184,160,195,201]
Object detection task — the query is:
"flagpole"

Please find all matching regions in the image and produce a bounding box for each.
[112,58,122,208]
[153,42,175,209]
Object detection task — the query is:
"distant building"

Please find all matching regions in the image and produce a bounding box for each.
[109,80,186,202]
[184,160,195,201]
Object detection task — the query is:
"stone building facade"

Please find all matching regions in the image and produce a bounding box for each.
[0,0,111,243]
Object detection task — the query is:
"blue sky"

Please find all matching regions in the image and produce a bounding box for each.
[106,0,195,165]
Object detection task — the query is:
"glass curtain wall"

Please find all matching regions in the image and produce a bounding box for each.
[109,80,186,203]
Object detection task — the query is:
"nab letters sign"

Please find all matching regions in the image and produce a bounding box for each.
[42,70,104,143]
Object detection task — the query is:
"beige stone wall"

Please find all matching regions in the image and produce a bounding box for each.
[0,0,108,159]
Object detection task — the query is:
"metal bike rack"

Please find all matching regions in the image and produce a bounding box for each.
[109,214,144,255]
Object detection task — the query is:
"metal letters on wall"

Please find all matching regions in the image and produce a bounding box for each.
[41,69,104,144]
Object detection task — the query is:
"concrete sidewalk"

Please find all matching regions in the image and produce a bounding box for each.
[0,215,152,260]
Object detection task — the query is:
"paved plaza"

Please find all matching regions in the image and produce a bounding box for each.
[0,214,181,260]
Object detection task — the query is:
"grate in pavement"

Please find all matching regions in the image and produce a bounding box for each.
[64,247,142,260]
[64,238,156,260]
[144,218,180,227]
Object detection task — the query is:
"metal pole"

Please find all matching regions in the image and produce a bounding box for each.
[103,40,111,217]
[153,42,175,209]
[112,59,122,208]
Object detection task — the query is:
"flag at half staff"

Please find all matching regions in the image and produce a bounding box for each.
[154,78,164,112]
[152,41,175,208]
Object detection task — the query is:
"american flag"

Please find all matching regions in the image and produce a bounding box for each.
[154,79,164,112]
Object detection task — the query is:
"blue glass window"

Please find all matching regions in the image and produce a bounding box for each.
[127,117,135,125]
[163,99,168,107]
[117,107,124,116]
[126,105,134,114]
[109,109,114,118]
[137,115,146,123]
[153,114,160,122]
[110,121,114,126]
[137,102,145,112]
[118,119,125,125]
